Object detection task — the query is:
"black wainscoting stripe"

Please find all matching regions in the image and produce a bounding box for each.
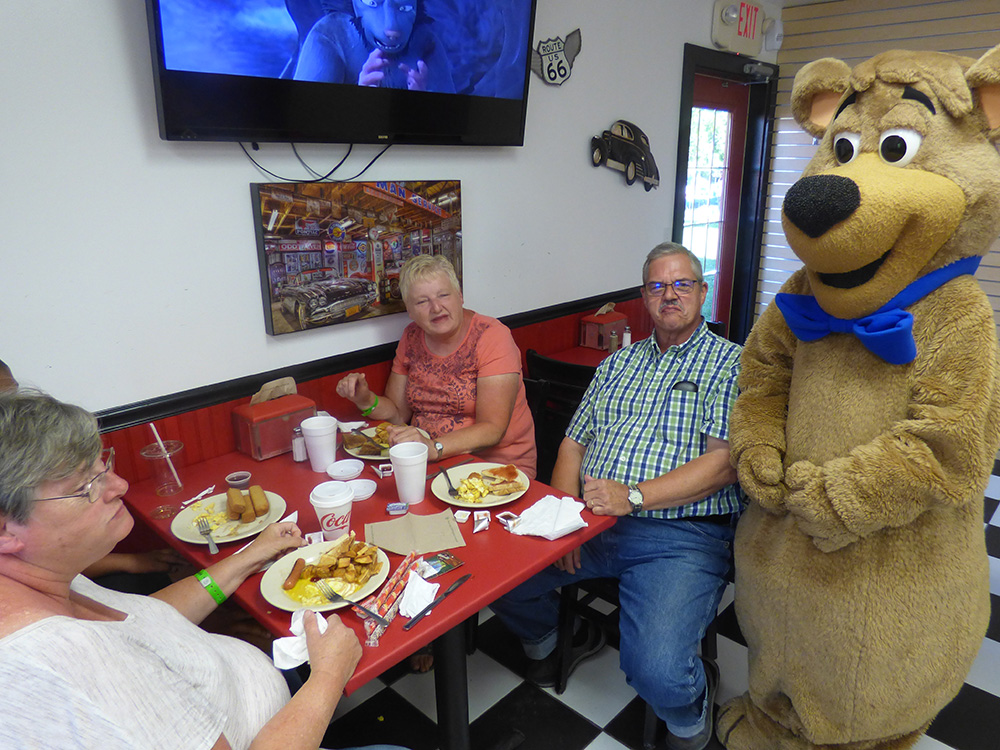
[96,288,641,432]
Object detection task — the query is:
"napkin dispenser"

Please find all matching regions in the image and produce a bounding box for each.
[233,381,316,461]
[580,303,628,351]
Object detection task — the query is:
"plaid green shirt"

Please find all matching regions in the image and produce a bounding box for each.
[566,322,743,518]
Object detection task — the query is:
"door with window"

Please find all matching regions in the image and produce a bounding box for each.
[673,45,777,343]
[683,75,749,331]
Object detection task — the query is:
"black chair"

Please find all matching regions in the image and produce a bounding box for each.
[524,350,596,483]
[525,348,597,389]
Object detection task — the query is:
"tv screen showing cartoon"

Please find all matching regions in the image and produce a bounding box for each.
[145,1,537,144]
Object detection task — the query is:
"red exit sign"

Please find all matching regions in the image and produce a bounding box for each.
[738,2,760,39]
[711,0,766,55]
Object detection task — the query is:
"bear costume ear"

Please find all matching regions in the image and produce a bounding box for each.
[790,57,852,138]
[966,43,1000,140]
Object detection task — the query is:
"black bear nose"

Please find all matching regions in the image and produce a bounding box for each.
[783,174,861,239]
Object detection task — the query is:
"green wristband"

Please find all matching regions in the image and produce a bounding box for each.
[195,569,227,605]
[361,394,379,417]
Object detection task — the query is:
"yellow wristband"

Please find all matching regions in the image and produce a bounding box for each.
[195,569,227,605]
[361,395,379,417]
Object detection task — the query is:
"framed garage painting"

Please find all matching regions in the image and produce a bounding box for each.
[251,180,463,335]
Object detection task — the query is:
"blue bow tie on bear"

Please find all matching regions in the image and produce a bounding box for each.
[775,256,981,365]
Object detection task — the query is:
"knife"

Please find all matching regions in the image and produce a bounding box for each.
[403,573,472,630]
[427,456,474,479]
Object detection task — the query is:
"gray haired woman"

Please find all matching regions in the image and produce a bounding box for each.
[0,389,406,750]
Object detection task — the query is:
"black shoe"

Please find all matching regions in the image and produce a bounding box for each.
[664,657,720,750]
[525,619,606,688]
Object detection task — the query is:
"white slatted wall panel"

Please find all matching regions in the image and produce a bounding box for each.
[755,0,1000,332]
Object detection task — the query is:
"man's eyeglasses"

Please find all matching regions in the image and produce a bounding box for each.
[36,448,116,504]
[644,279,700,296]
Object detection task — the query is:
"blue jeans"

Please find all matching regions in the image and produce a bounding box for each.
[490,515,733,738]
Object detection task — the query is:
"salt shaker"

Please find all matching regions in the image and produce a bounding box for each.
[291,426,308,462]
[623,326,632,347]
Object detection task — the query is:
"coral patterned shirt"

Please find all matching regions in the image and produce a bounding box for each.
[392,312,537,477]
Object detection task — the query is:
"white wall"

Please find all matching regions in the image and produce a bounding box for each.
[0,1,774,412]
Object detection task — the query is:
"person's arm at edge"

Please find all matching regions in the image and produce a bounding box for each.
[150,523,303,624]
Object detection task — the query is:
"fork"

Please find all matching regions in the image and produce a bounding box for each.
[196,517,219,555]
[352,427,386,453]
[439,467,460,497]
[314,579,389,627]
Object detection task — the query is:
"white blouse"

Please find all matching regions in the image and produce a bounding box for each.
[0,576,290,750]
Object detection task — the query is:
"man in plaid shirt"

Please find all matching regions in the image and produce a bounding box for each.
[492,243,742,750]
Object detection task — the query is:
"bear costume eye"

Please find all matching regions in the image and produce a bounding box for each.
[879,128,922,166]
[833,132,860,164]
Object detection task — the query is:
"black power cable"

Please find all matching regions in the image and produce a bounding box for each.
[239,142,391,182]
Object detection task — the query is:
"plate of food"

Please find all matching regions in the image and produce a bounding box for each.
[431,462,530,508]
[343,422,430,460]
[260,533,390,612]
[171,486,287,545]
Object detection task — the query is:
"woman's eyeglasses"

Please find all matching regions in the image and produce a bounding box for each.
[36,448,116,504]
[644,279,700,296]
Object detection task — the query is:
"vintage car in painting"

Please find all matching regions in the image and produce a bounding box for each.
[591,119,660,191]
[279,277,377,329]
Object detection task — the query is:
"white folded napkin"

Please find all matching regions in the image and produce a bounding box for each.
[510,495,587,540]
[273,609,329,670]
[398,570,439,618]
[338,420,367,433]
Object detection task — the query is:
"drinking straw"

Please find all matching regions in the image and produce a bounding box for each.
[149,422,181,488]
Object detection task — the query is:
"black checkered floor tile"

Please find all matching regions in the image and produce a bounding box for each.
[326,474,1000,750]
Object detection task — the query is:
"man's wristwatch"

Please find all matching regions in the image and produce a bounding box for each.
[434,441,445,460]
[627,483,644,514]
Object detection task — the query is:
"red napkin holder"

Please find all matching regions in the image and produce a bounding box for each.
[580,310,627,350]
[232,394,317,461]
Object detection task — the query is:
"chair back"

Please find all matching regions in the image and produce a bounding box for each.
[525,349,597,389]
[524,350,597,483]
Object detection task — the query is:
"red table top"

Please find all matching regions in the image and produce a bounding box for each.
[123,447,615,694]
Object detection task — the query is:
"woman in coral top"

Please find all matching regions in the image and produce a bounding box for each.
[337,255,536,478]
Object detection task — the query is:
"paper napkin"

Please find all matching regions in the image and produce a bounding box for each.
[398,570,439,618]
[510,495,587,540]
[273,609,328,670]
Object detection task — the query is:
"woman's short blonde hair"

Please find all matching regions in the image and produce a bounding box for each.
[399,255,461,302]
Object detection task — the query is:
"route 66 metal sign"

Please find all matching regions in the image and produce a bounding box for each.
[530,29,582,86]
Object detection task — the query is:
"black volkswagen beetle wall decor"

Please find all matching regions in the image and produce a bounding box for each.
[591,120,659,191]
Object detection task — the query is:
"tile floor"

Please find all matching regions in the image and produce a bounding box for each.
[323,470,1000,750]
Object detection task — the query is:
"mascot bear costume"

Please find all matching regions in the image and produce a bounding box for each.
[719,45,1000,749]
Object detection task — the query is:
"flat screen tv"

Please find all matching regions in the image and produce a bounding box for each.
[144,0,537,146]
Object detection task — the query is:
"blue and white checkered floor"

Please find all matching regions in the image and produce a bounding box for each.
[324,469,1000,750]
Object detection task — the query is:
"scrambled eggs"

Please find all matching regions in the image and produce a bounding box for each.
[190,500,244,537]
[457,474,490,502]
[285,577,357,606]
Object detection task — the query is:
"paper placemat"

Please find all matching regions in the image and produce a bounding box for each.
[365,510,466,555]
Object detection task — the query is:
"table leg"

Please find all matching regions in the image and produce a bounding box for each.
[433,624,469,750]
